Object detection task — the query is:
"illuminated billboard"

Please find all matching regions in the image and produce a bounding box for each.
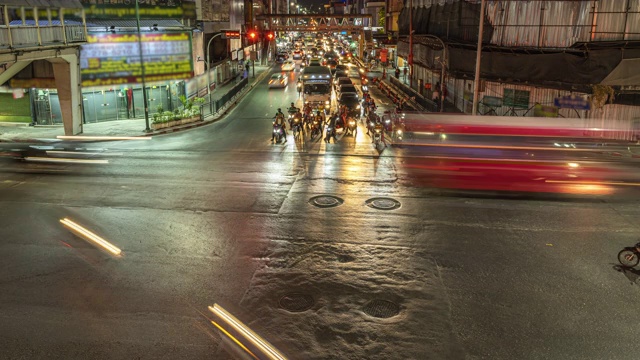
[80,32,194,87]
[79,0,196,20]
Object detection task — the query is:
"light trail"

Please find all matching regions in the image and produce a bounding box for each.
[208,304,287,360]
[56,136,152,141]
[24,157,109,164]
[59,218,122,256]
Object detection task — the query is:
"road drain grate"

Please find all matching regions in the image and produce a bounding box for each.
[309,195,344,208]
[279,293,314,312]
[362,299,400,319]
[366,197,401,210]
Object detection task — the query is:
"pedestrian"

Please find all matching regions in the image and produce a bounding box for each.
[432,88,440,112]
[403,67,408,81]
[395,67,400,78]
[245,61,250,78]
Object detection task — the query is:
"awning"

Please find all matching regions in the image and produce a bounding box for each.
[600,58,640,86]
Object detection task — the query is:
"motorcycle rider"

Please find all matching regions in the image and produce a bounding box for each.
[272,108,287,143]
[292,108,304,136]
[324,112,338,143]
[287,102,299,116]
[372,116,385,146]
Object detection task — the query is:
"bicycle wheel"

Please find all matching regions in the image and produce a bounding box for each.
[618,249,640,267]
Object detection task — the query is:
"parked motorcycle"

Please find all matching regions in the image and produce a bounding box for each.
[618,242,640,267]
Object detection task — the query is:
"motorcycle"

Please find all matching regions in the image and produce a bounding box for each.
[272,122,285,144]
[345,117,357,136]
[618,242,640,267]
[310,119,321,139]
[291,116,304,140]
[373,126,383,147]
[383,117,393,132]
[325,125,335,143]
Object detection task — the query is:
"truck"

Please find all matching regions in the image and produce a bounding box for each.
[300,65,332,114]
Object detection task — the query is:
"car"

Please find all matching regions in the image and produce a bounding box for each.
[335,64,349,72]
[334,77,352,90]
[337,84,358,98]
[308,58,322,67]
[333,70,348,80]
[275,52,288,63]
[281,60,295,71]
[338,93,361,116]
[268,73,288,89]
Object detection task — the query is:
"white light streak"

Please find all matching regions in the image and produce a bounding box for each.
[59,218,122,256]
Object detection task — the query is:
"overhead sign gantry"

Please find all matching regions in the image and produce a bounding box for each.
[256,14,373,56]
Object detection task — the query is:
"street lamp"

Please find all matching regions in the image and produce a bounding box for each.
[426,34,447,112]
[205,33,223,112]
[408,0,413,88]
[134,0,150,132]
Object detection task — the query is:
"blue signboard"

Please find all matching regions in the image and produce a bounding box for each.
[554,95,590,110]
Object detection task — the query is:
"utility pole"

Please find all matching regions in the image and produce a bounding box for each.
[408,0,413,89]
[472,0,486,116]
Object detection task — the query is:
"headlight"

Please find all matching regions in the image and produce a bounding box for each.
[325,100,330,104]
[396,129,403,135]
[356,105,361,109]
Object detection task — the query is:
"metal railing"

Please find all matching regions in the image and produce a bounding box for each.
[199,76,249,119]
[0,24,86,50]
[388,76,431,111]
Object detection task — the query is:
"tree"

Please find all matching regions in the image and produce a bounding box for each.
[378,7,386,30]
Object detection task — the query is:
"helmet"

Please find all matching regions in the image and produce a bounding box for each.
[277,108,282,112]
[291,102,295,106]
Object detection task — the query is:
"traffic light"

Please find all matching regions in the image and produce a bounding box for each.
[265,31,274,41]
[247,30,258,41]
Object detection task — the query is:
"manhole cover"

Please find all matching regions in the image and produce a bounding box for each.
[362,299,400,319]
[279,293,314,312]
[366,197,401,210]
[309,195,344,208]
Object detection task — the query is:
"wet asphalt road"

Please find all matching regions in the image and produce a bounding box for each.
[2,68,640,360]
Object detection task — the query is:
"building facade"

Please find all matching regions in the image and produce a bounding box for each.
[396,0,640,121]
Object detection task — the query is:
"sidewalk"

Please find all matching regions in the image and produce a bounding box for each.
[0,65,272,142]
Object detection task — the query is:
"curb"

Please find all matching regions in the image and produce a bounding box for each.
[0,67,272,143]
[143,67,272,137]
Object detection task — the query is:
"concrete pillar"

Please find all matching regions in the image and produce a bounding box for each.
[49,52,82,135]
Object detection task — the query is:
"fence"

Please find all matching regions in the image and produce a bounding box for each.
[388,76,432,112]
[199,76,249,119]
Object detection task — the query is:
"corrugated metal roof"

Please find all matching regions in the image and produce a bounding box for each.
[0,0,83,8]
[86,19,187,29]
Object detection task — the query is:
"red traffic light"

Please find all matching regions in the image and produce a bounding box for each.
[266,32,274,40]
[247,31,258,40]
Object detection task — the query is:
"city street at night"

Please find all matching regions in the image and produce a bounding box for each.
[2,69,640,359]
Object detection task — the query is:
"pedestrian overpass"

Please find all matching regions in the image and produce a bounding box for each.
[0,0,87,135]
[256,14,373,56]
